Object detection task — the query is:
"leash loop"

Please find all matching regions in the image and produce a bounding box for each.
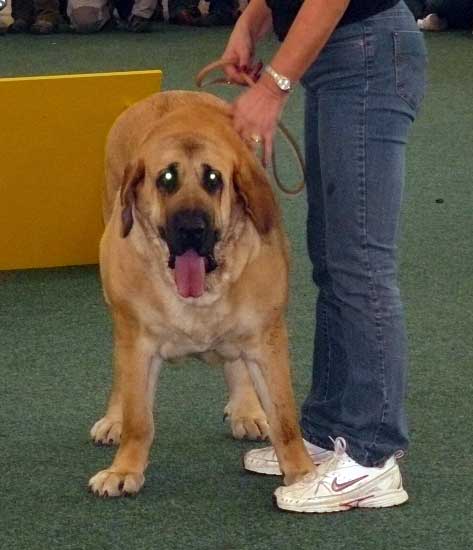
[196,60,305,196]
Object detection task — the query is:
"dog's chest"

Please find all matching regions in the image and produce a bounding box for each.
[139,297,246,361]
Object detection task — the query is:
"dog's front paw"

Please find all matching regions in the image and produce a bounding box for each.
[224,401,269,441]
[90,416,122,446]
[88,469,145,497]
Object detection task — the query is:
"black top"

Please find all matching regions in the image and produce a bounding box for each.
[266,0,401,40]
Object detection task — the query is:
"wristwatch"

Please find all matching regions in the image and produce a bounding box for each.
[264,65,294,93]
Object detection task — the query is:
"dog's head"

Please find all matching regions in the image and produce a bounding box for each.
[118,107,277,299]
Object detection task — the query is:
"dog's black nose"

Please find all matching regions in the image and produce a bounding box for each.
[170,209,212,254]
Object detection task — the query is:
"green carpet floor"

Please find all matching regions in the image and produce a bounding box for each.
[1,26,472,550]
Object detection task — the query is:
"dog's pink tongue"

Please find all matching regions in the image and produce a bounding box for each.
[174,250,206,298]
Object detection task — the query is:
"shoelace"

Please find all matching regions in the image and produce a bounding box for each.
[330,436,348,457]
[295,437,348,489]
[314,436,348,476]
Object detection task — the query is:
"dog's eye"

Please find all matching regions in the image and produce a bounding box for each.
[202,165,223,194]
[157,164,179,193]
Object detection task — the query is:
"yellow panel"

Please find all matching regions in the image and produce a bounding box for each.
[0,70,162,270]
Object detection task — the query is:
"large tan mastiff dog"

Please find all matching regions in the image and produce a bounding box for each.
[88,91,315,497]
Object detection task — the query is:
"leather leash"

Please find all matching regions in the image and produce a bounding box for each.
[195,60,305,196]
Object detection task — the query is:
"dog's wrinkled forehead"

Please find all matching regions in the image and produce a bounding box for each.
[179,137,205,157]
[169,134,228,167]
[142,129,234,172]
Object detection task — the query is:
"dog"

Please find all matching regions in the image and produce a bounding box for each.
[88,90,315,497]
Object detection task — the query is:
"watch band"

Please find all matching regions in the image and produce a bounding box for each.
[264,65,293,93]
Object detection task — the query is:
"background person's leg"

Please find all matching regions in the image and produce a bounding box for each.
[68,0,111,32]
[130,0,157,27]
[300,5,427,467]
[168,0,200,24]
[429,0,473,28]
[197,0,238,25]
[31,0,61,32]
[9,0,34,30]
[404,0,427,19]
[114,0,132,20]
[208,0,237,16]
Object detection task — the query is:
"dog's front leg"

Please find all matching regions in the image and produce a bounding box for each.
[90,362,124,446]
[244,320,315,486]
[223,359,269,441]
[89,318,162,497]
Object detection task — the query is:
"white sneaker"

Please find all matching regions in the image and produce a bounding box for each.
[417,14,448,31]
[274,437,408,513]
[243,439,333,476]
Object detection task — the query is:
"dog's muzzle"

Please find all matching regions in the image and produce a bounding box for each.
[164,209,219,298]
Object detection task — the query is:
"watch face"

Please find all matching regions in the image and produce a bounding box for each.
[279,77,291,91]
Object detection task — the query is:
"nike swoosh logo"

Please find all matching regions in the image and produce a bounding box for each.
[342,494,374,508]
[331,475,368,492]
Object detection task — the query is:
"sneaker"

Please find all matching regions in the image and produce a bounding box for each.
[274,437,408,513]
[168,8,200,26]
[30,18,59,34]
[194,11,239,27]
[244,439,333,476]
[417,14,448,31]
[8,18,31,33]
[127,15,152,32]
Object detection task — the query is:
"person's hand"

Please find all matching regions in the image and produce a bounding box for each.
[219,3,285,164]
[221,18,260,85]
[232,75,289,166]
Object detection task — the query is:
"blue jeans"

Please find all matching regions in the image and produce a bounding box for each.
[299,1,427,467]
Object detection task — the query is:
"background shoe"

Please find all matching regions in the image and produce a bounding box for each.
[274,437,408,513]
[152,1,163,22]
[417,13,448,31]
[169,8,200,25]
[127,15,152,32]
[194,10,238,27]
[8,18,30,32]
[30,18,59,34]
[244,439,333,476]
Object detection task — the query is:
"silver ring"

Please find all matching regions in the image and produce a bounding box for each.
[250,134,262,144]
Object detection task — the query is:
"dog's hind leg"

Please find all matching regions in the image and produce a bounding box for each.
[223,359,269,441]
[244,320,315,486]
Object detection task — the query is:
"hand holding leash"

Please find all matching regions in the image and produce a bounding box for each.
[196,60,305,196]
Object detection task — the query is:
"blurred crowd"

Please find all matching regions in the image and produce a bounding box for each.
[0,0,471,35]
[0,0,243,33]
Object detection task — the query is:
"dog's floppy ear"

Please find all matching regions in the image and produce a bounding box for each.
[119,159,145,238]
[233,146,278,235]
